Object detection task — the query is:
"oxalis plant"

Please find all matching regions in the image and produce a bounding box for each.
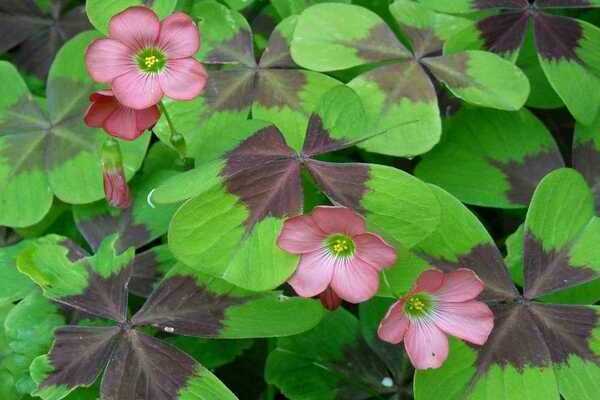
[0,0,599,399]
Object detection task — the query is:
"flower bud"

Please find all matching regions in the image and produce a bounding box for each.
[101,138,131,209]
[319,286,343,311]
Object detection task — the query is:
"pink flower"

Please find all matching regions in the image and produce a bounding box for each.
[84,90,160,140]
[377,269,494,370]
[277,206,397,304]
[85,6,207,110]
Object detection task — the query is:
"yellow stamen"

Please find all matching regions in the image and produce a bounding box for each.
[144,55,158,68]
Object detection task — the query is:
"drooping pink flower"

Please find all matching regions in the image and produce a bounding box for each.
[377,269,494,370]
[277,206,397,305]
[84,90,160,140]
[85,6,207,110]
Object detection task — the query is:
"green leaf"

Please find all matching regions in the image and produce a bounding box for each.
[3,291,65,398]
[423,50,530,110]
[0,32,149,227]
[85,0,177,34]
[271,0,351,18]
[415,107,564,208]
[0,241,35,306]
[290,3,410,71]
[166,336,253,370]
[538,18,600,124]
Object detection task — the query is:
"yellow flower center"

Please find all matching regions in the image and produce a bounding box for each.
[144,55,159,68]
[404,293,434,318]
[326,234,355,257]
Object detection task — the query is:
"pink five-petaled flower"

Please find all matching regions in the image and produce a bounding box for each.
[277,206,397,306]
[84,90,160,140]
[377,268,494,370]
[85,6,207,110]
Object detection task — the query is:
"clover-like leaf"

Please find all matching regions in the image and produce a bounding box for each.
[155,1,341,153]
[22,234,323,400]
[267,300,408,400]
[416,107,564,208]
[403,169,600,400]
[0,32,149,228]
[290,1,529,157]
[573,114,600,213]
[426,0,600,124]
[0,0,90,79]
[0,240,35,305]
[156,86,441,290]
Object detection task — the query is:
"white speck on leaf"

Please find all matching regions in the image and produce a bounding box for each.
[381,377,394,388]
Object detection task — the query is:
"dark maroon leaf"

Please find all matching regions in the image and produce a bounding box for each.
[101,330,199,400]
[40,326,121,391]
[63,263,132,322]
[477,12,529,55]
[301,115,348,157]
[222,126,302,230]
[474,0,528,9]
[202,68,256,113]
[131,275,247,336]
[0,0,91,78]
[128,247,173,298]
[573,141,600,213]
[537,0,595,8]
[304,160,369,212]
[488,150,565,206]
[523,232,597,299]
[533,13,582,61]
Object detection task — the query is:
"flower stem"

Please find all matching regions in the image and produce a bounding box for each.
[158,101,187,159]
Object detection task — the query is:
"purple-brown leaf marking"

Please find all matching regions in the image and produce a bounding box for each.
[222,126,302,230]
[202,68,257,112]
[61,263,132,322]
[477,12,529,55]
[254,69,307,110]
[534,13,583,61]
[301,115,348,157]
[474,0,528,9]
[304,160,369,212]
[342,24,410,63]
[128,249,168,298]
[0,0,90,78]
[101,330,199,400]
[421,244,520,302]
[523,232,597,299]
[131,275,247,337]
[573,141,600,213]
[422,54,472,89]
[259,28,295,68]
[40,326,121,390]
[488,150,565,206]
[537,0,594,8]
[401,25,445,59]
[204,29,257,67]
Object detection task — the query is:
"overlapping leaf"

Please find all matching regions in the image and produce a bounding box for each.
[155,1,340,153]
[403,169,600,400]
[416,106,564,208]
[154,85,441,290]
[266,299,408,400]
[0,0,91,79]
[0,32,149,228]
[19,233,323,400]
[416,107,600,210]
[290,1,529,157]
[424,0,600,123]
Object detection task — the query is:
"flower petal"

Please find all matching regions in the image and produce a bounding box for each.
[158,12,200,59]
[311,206,366,236]
[277,215,327,254]
[378,300,409,344]
[413,269,444,294]
[354,233,397,270]
[404,321,449,369]
[330,257,379,303]
[135,105,161,133]
[85,38,135,83]
[103,106,139,141]
[112,70,163,109]
[109,6,160,50]
[158,58,207,101]
[288,250,335,298]
[84,95,118,128]
[434,268,485,302]
[432,301,494,346]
